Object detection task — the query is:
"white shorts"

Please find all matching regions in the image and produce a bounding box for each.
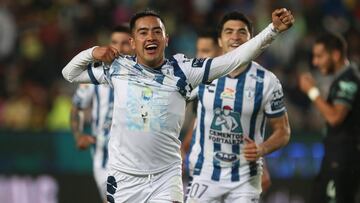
[185,168,261,203]
[93,165,107,200]
[106,164,183,203]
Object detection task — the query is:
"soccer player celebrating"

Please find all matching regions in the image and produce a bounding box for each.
[70,25,133,201]
[62,8,294,203]
[299,33,360,203]
[185,12,290,203]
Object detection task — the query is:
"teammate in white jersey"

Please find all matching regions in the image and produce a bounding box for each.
[183,27,271,197]
[70,25,133,201]
[186,12,291,203]
[62,9,294,203]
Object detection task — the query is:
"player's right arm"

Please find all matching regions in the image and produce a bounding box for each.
[184,9,294,88]
[62,46,120,83]
[71,84,96,150]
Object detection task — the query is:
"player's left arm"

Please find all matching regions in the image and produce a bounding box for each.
[299,72,354,126]
[244,74,291,161]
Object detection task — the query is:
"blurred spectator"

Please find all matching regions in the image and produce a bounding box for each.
[0,7,16,60]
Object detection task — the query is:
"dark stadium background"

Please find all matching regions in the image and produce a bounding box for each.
[0,0,359,202]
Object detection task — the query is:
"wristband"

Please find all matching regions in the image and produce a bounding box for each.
[308,87,320,101]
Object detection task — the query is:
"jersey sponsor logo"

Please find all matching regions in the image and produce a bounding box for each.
[162,67,174,77]
[206,83,216,93]
[209,106,243,145]
[220,88,235,100]
[214,152,239,163]
[245,87,255,100]
[126,85,170,132]
[271,89,285,111]
[140,87,153,124]
[337,80,358,99]
[191,58,206,68]
[249,73,264,83]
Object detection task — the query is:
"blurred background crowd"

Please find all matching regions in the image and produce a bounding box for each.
[0,0,359,202]
[0,0,359,132]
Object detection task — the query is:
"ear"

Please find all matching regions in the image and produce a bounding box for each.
[165,34,169,47]
[130,37,135,50]
[218,37,223,48]
[332,50,341,62]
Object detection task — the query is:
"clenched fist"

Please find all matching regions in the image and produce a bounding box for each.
[92,46,121,64]
[272,8,295,32]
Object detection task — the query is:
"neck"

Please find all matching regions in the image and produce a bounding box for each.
[334,59,349,73]
[137,57,165,69]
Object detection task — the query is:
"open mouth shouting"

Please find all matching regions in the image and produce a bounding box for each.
[230,42,241,49]
[145,44,158,55]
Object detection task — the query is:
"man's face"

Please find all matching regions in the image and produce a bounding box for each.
[218,20,251,54]
[223,109,230,116]
[196,37,220,58]
[312,43,335,75]
[110,32,133,55]
[131,16,168,67]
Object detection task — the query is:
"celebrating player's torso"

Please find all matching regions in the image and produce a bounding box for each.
[189,62,286,182]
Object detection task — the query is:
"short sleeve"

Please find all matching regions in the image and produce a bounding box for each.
[331,79,358,108]
[263,75,286,118]
[171,54,212,89]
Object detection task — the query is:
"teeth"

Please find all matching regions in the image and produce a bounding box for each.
[146,44,157,48]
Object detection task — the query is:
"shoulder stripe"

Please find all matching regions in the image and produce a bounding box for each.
[170,56,188,97]
[87,63,100,85]
[249,69,265,139]
[248,69,265,177]
[211,77,226,181]
[202,59,213,84]
[193,85,206,176]
[231,73,246,182]
[94,86,100,127]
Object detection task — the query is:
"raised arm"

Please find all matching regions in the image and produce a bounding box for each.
[62,46,120,83]
[205,8,294,83]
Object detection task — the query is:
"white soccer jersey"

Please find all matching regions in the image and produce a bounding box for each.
[62,24,279,175]
[72,72,114,170]
[188,62,286,182]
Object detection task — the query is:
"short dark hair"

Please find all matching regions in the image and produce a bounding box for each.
[197,28,218,45]
[315,33,347,57]
[217,11,253,37]
[112,25,130,34]
[129,9,164,33]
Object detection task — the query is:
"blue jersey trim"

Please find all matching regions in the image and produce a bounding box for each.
[211,77,226,181]
[249,69,265,139]
[154,74,165,85]
[103,88,114,168]
[94,86,100,128]
[87,63,100,85]
[202,59,213,84]
[231,72,246,182]
[170,57,188,97]
[193,85,206,176]
[249,69,265,177]
[260,114,266,138]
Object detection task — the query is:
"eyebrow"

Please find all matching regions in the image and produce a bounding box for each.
[223,27,247,32]
[137,26,163,32]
